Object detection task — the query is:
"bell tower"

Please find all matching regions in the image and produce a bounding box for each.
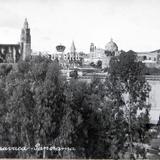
[20,18,31,60]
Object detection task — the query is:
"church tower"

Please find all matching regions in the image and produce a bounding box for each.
[90,43,96,59]
[70,41,76,54]
[20,18,31,60]
[70,41,79,61]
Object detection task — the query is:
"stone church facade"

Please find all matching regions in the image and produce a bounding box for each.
[0,18,31,63]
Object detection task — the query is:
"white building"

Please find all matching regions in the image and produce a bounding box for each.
[136,50,160,68]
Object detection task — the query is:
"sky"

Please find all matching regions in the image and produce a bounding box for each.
[0,0,160,53]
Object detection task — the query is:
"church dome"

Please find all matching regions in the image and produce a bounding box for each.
[105,39,118,53]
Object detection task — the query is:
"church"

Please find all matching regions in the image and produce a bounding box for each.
[0,18,31,63]
[89,39,119,68]
[52,41,81,68]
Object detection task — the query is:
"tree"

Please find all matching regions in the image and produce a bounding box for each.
[77,57,83,66]
[69,69,78,79]
[1,56,68,158]
[90,61,102,69]
[0,52,151,159]
[90,62,96,67]
[106,50,151,158]
[96,60,102,69]
[59,78,116,159]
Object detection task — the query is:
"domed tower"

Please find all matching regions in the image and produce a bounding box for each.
[105,38,118,56]
[102,39,118,68]
[56,44,66,53]
[56,44,66,60]
[20,18,31,60]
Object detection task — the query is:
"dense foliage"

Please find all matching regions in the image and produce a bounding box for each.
[0,53,151,159]
[90,60,102,69]
[106,50,151,158]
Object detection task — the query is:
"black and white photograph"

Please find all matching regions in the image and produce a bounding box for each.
[0,0,160,159]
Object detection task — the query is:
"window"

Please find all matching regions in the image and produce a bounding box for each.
[143,56,147,60]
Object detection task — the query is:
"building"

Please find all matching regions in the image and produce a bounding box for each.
[136,50,160,68]
[20,18,31,60]
[68,41,80,61]
[89,39,119,68]
[0,18,31,63]
[0,44,20,63]
[52,41,81,68]
[105,38,118,55]
[54,44,66,60]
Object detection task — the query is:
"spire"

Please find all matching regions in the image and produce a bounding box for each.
[110,38,113,42]
[70,41,76,53]
[24,18,29,29]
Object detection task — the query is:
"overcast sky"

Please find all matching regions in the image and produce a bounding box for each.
[0,0,160,52]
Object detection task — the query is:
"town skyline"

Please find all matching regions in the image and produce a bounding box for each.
[0,0,160,53]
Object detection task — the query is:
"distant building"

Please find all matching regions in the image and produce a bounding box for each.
[0,18,31,63]
[20,18,31,60]
[0,44,20,63]
[52,41,81,68]
[69,41,80,61]
[105,38,118,55]
[89,39,119,68]
[54,44,66,61]
[136,50,160,68]
[137,50,160,63]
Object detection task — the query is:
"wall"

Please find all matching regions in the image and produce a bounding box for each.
[148,79,160,124]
